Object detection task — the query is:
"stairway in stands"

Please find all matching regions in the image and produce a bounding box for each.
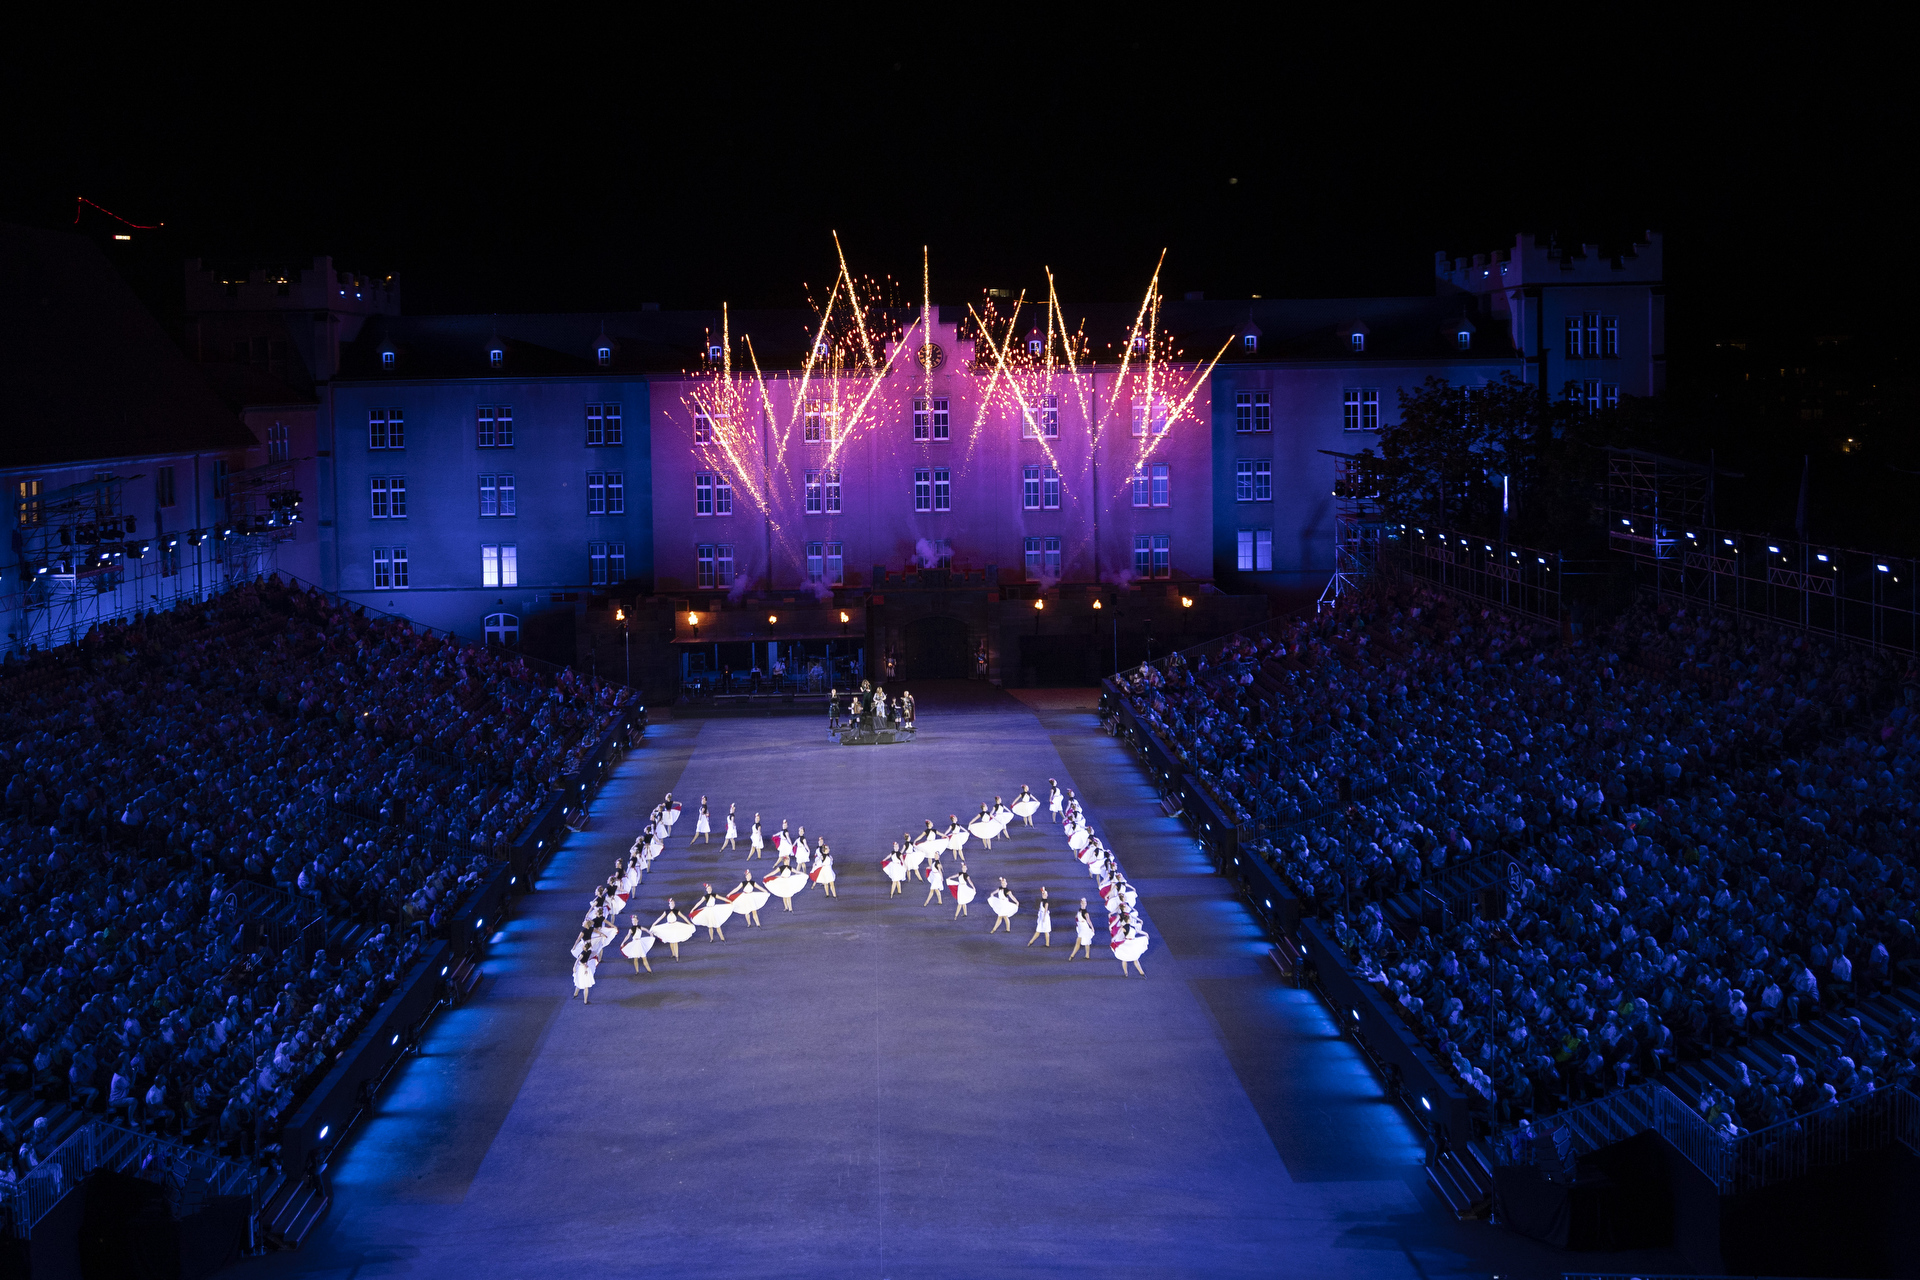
[1424,1136,1497,1219]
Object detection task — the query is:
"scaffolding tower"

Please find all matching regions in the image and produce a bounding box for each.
[1318,451,1392,609]
[220,459,303,580]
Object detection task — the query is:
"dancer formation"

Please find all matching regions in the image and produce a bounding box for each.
[570,793,841,1001]
[882,780,1150,975]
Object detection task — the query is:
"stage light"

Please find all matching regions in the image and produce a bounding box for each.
[475,917,483,929]
[441,965,449,976]
[1817,554,1830,562]
[318,1125,330,1139]
[1420,1097,1432,1111]
[1878,564,1891,572]
[391,1034,401,1046]
[1265,899,1272,908]
[1768,545,1780,553]
[768,614,777,624]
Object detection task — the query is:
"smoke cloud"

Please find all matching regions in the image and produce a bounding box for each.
[914,538,940,569]
[727,574,751,602]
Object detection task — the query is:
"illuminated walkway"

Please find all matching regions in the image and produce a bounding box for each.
[227,682,1680,1279]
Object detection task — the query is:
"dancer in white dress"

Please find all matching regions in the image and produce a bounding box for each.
[944,815,969,857]
[1069,899,1095,959]
[1111,916,1149,976]
[662,793,683,832]
[651,899,695,959]
[690,884,733,940]
[793,827,811,867]
[620,918,655,973]
[1012,785,1040,825]
[968,804,999,850]
[987,877,1019,933]
[1048,779,1064,821]
[571,952,598,1002]
[727,869,770,926]
[722,804,739,851]
[764,853,808,911]
[950,864,977,919]
[921,855,946,906]
[883,843,909,895]
[692,797,712,844]
[991,797,1015,837]
[748,813,765,859]
[810,844,838,898]
[1027,887,1052,946]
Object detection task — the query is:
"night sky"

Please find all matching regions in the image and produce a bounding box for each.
[2,20,1898,343]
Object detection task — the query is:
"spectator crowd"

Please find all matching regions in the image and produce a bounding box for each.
[1118,582,1920,1138]
[1,578,632,1186]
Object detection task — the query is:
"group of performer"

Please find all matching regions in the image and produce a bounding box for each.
[829,680,915,737]
[570,792,841,1001]
[1054,780,1151,975]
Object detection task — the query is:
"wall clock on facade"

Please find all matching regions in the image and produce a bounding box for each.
[916,342,945,371]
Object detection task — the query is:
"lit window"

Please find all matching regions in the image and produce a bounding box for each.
[914,468,931,512]
[481,543,518,587]
[1243,333,1258,352]
[1023,465,1040,510]
[1457,330,1471,350]
[933,467,950,511]
[814,340,830,359]
[806,470,824,514]
[707,343,723,362]
[15,479,43,526]
[1043,466,1059,509]
[597,346,611,366]
[1132,334,1148,355]
[1131,399,1168,436]
[490,348,504,367]
[1236,529,1273,571]
[695,472,714,516]
[1235,391,1270,433]
[1350,332,1365,352]
[381,351,395,367]
[1027,335,1043,355]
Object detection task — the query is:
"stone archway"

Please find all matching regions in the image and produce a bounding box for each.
[902,614,970,679]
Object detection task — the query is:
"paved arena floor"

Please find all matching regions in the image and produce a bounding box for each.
[229,681,1687,1279]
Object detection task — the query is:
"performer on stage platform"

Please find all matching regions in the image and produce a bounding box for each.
[950,864,977,918]
[692,796,712,844]
[988,877,1019,932]
[1013,785,1040,825]
[1111,915,1149,976]
[571,951,598,1002]
[1049,779,1064,821]
[991,796,1014,837]
[901,690,915,731]
[1070,899,1095,960]
[728,869,770,926]
[828,690,841,737]
[884,842,909,895]
[764,853,808,911]
[662,793,682,832]
[794,826,811,866]
[620,917,655,973]
[969,803,1000,850]
[690,884,733,941]
[810,843,838,897]
[1027,887,1052,946]
[944,814,969,857]
[922,854,946,906]
[722,803,739,851]
[651,899,696,959]
[749,813,765,858]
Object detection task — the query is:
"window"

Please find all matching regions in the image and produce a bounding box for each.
[914,467,932,512]
[1025,394,1059,438]
[588,472,606,515]
[370,476,406,518]
[1043,466,1060,510]
[1023,465,1041,510]
[1457,330,1472,350]
[481,543,518,587]
[1027,335,1043,356]
[372,546,408,589]
[1603,383,1619,410]
[484,612,519,646]
[489,348,504,368]
[696,472,713,516]
[369,408,404,449]
[597,346,611,366]
[1151,464,1169,507]
[1586,313,1601,360]
[824,542,844,585]
[912,396,950,442]
[1243,333,1259,352]
[266,421,289,462]
[1235,391,1271,433]
[1043,536,1060,577]
[1237,460,1271,502]
[933,539,952,569]
[480,474,498,517]
[933,467,950,512]
[1350,332,1366,352]
[1133,535,1152,577]
[822,469,840,514]
[1132,467,1150,507]
[694,411,712,442]
[477,406,513,447]
[382,351,396,367]
[607,473,625,514]
[589,541,625,585]
[716,544,733,584]
[16,479,42,525]
[1024,536,1042,578]
[1565,316,1584,358]
[806,541,824,581]
[586,403,623,446]
[609,542,625,582]
[155,466,176,508]
[212,460,229,498]
[1152,534,1170,577]
[707,343,723,362]
[1603,316,1619,357]
[805,400,834,444]
[806,470,823,514]
[714,473,731,515]
[697,544,716,589]
[1342,389,1379,431]
[498,473,515,516]
[1132,334,1148,355]
[1131,399,1168,436]
[1237,529,1274,572]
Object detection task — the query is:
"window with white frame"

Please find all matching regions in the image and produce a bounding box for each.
[707,342,724,362]
[480,474,499,517]
[588,472,607,515]
[477,405,513,447]
[1151,464,1169,507]
[1603,316,1619,357]
[597,346,611,366]
[267,421,289,462]
[1023,465,1041,510]
[1603,383,1619,409]
[607,473,624,514]
[1235,391,1270,433]
[370,476,406,518]
[914,468,931,511]
[1027,335,1043,355]
[932,467,950,511]
[695,472,714,516]
[589,541,624,586]
[693,411,712,442]
[1585,313,1602,359]
[805,399,833,443]
[805,470,823,514]
[806,541,824,580]
[1132,466,1150,507]
[1235,460,1253,502]
[1457,329,1472,350]
[369,408,404,449]
[1025,394,1060,438]
[815,469,837,513]
[489,348,504,368]
[372,546,408,589]
[482,543,519,587]
[1574,381,1601,413]
[933,539,952,569]
[1152,533,1169,577]
[498,473,516,516]
[382,351,396,367]
[912,398,929,440]
[1133,535,1152,577]
[1565,316,1584,358]
[1024,536,1042,578]
[1131,399,1168,436]
[716,544,733,583]
[826,541,843,585]
[1237,529,1273,571]
[1342,389,1379,431]
[484,612,519,645]
[1350,332,1366,352]
[1042,466,1059,509]
[586,403,624,446]
[1237,459,1271,502]
[1253,459,1270,501]
[913,396,950,441]
[697,543,716,588]
[1042,535,1060,577]
[714,473,732,515]
[1243,333,1259,352]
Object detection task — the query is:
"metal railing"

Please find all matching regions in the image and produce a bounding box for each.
[1490,1082,1722,1184]
[1720,1085,1920,1195]
[2,1120,267,1240]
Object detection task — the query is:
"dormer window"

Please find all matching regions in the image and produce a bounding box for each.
[1027,336,1043,356]
[1132,334,1148,355]
[708,343,724,362]
[489,348,504,368]
[597,346,612,366]
[814,340,830,359]
[381,351,396,367]
[1456,330,1471,351]
[1350,332,1366,353]
[1243,333,1258,352]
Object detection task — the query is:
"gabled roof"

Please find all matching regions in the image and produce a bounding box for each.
[0,225,257,468]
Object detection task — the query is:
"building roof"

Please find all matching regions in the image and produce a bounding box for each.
[0,224,258,469]
[335,294,1517,384]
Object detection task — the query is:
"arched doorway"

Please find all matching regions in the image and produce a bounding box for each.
[483,612,520,647]
[902,615,970,679]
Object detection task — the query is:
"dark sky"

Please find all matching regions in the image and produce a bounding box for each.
[4,17,1899,343]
